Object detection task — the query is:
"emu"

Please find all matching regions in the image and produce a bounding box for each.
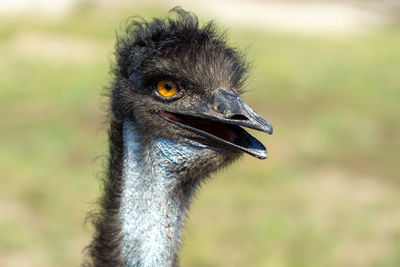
[85,8,273,267]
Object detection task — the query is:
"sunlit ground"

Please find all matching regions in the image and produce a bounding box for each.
[1,3,400,267]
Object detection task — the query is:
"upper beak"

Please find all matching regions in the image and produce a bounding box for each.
[212,89,273,135]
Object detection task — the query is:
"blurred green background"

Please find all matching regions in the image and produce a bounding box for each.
[1,1,400,266]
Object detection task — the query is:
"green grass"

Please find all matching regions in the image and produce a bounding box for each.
[1,4,400,267]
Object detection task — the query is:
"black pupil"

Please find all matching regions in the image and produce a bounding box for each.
[165,83,173,90]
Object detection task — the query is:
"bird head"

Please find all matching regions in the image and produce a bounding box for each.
[110,8,272,162]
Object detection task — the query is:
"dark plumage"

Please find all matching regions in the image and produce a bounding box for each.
[84,7,272,267]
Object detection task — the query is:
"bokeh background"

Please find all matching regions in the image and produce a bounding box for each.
[1,0,400,266]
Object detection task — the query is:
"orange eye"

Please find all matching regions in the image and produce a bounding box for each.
[157,80,178,98]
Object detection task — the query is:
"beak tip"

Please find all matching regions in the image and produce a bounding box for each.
[255,150,268,159]
[264,123,273,135]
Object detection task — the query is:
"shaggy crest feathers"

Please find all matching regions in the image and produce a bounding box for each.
[113,7,249,94]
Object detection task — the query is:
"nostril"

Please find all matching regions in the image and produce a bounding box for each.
[214,104,225,113]
[229,114,249,121]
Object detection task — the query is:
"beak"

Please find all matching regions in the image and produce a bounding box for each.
[160,89,273,159]
[212,89,273,135]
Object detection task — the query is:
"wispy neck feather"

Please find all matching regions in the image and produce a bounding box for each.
[121,120,204,267]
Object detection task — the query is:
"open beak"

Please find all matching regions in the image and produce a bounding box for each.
[160,89,273,159]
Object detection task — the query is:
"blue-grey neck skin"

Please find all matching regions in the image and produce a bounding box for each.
[121,120,208,267]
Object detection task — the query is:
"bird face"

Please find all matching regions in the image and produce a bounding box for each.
[111,11,273,160]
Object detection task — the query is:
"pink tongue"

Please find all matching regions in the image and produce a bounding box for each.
[161,112,237,143]
[161,112,183,122]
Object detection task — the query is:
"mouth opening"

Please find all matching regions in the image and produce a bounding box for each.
[160,111,268,159]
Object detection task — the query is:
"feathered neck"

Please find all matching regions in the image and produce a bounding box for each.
[119,120,203,266]
[87,119,235,267]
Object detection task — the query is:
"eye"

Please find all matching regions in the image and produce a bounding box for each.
[157,80,178,98]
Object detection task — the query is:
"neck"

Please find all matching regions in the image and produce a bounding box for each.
[120,120,204,266]
[87,119,233,267]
